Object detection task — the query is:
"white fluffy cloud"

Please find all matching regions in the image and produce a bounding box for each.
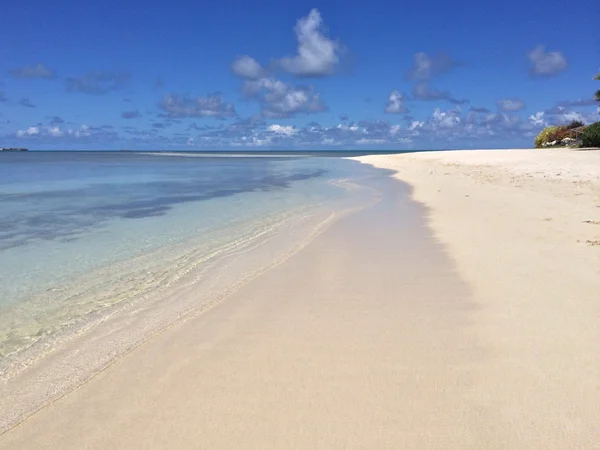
[432,108,461,128]
[384,90,408,114]
[15,124,93,138]
[242,76,326,118]
[231,56,265,80]
[528,45,567,76]
[496,98,525,112]
[159,93,236,118]
[529,112,546,126]
[143,104,574,150]
[539,106,598,125]
[276,9,341,77]
[267,124,297,136]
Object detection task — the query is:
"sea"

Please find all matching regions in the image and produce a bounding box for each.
[0,151,395,394]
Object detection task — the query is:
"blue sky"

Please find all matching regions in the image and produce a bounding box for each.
[1,0,598,150]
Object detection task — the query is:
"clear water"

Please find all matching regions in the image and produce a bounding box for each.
[0,152,383,371]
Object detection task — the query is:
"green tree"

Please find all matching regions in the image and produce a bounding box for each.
[595,73,600,104]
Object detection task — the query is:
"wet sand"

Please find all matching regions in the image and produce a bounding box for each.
[0,174,486,448]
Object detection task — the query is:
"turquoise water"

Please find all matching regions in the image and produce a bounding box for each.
[0,152,384,370]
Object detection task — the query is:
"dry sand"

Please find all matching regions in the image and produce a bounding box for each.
[354,148,600,448]
[1,148,599,449]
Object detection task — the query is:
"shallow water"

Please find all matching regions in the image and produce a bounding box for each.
[0,152,385,373]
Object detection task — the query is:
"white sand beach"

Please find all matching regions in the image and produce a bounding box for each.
[1,148,599,449]
[353,148,600,448]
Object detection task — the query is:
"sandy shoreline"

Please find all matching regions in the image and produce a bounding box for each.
[1,149,599,448]
[354,148,600,447]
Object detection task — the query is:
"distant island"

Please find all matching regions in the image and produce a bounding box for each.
[0,147,28,152]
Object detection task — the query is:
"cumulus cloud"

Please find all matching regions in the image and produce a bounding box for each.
[15,124,98,139]
[48,116,65,125]
[276,9,341,77]
[496,98,525,112]
[412,82,467,104]
[66,72,131,94]
[159,93,236,118]
[555,98,597,108]
[242,77,326,118]
[384,90,408,114]
[403,52,465,106]
[541,106,597,125]
[121,110,142,119]
[399,106,548,146]
[10,63,54,79]
[267,124,297,136]
[406,52,459,81]
[432,107,461,128]
[19,98,36,108]
[529,112,546,126]
[175,104,561,149]
[528,45,567,76]
[231,56,265,79]
[187,117,409,149]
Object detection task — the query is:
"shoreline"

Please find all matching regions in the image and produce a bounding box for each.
[1,149,599,447]
[0,201,370,435]
[0,166,484,448]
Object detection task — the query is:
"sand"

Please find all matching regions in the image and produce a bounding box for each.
[353,148,600,448]
[1,149,599,448]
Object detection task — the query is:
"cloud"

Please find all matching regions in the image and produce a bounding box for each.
[384,90,408,114]
[406,52,459,81]
[15,126,41,137]
[529,112,546,126]
[541,105,598,125]
[340,114,349,121]
[231,56,266,79]
[184,108,546,149]
[154,76,164,89]
[0,91,7,103]
[412,82,467,104]
[496,98,525,112]
[470,106,490,113]
[10,63,54,79]
[242,77,326,118]
[152,122,167,129]
[121,110,142,119]
[267,124,297,136]
[253,120,401,147]
[13,124,107,139]
[19,98,36,108]
[275,9,341,77]
[159,93,236,118]
[66,72,131,94]
[48,116,65,125]
[432,107,461,128]
[528,45,567,76]
[555,98,597,107]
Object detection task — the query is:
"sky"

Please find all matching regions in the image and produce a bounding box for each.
[0,0,599,151]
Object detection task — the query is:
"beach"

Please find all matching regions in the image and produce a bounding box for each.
[1,149,599,448]
[353,149,600,447]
